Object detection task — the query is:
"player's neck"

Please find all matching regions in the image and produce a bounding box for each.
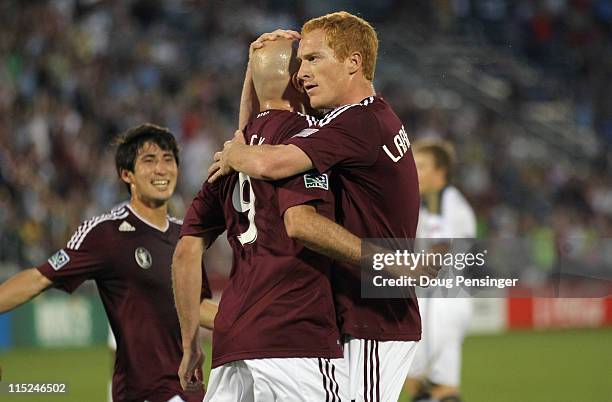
[336,80,375,107]
[129,197,169,230]
[432,180,446,194]
[423,191,441,214]
[423,183,446,213]
[259,99,294,113]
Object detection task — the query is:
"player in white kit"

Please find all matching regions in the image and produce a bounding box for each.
[405,139,477,402]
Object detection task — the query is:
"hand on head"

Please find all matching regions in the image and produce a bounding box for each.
[250,29,301,59]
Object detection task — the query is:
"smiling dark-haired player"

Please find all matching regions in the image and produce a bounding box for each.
[0,124,217,402]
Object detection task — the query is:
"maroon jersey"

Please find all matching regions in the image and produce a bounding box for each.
[37,204,209,402]
[285,96,422,341]
[182,110,342,368]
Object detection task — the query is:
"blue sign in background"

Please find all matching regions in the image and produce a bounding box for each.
[0,312,12,349]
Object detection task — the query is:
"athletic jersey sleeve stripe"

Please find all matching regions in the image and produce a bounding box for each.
[72,216,101,250]
[71,216,101,249]
[318,103,359,127]
[67,208,129,250]
[67,222,87,249]
[68,217,97,250]
[315,97,373,128]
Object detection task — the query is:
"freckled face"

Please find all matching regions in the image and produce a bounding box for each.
[297,29,352,109]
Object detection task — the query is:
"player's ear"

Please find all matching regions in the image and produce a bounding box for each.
[346,51,362,75]
[120,169,133,185]
[291,72,305,93]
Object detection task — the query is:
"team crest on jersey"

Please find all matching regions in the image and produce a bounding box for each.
[304,173,329,190]
[48,249,70,271]
[293,128,319,138]
[135,247,152,269]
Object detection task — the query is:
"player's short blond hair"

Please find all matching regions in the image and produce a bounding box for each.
[413,138,456,181]
[302,11,378,81]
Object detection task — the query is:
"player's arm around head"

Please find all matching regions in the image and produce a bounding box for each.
[209,29,314,183]
[211,13,380,184]
[0,268,53,313]
[209,141,312,182]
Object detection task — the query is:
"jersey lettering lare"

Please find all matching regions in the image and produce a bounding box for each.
[285,97,422,341]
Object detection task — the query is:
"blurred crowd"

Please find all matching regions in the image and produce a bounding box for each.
[0,0,297,271]
[384,0,612,275]
[415,0,612,140]
[0,0,610,278]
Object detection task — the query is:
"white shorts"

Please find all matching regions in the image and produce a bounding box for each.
[340,337,418,402]
[108,327,115,402]
[408,298,472,386]
[204,357,348,402]
[108,326,116,350]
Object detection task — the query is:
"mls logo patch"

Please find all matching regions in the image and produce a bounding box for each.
[135,247,152,269]
[293,128,319,138]
[304,173,329,190]
[48,249,70,271]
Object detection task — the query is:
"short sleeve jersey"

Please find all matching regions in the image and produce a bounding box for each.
[182,110,342,368]
[285,96,422,341]
[37,204,209,402]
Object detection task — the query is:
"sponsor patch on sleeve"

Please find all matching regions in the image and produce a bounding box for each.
[304,173,329,190]
[48,249,70,271]
[292,128,319,138]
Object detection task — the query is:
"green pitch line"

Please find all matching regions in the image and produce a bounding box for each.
[0,329,610,402]
[459,328,612,402]
[398,328,612,402]
[0,342,212,402]
[0,346,112,401]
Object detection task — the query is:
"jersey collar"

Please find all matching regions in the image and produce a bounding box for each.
[126,204,170,233]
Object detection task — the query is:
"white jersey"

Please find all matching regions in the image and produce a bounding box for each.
[410,185,477,386]
[416,185,476,239]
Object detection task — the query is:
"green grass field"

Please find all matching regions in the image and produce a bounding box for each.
[1,328,611,402]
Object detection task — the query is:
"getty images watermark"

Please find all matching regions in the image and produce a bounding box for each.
[359,238,612,298]
[371,248,517,289]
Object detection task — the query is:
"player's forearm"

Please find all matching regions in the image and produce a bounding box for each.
[226,143,313,180]
[284,206,361,264]
[0,268,52,313]
[172,237,204,349]
[199,299,218,330]
[238,61,259,130]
